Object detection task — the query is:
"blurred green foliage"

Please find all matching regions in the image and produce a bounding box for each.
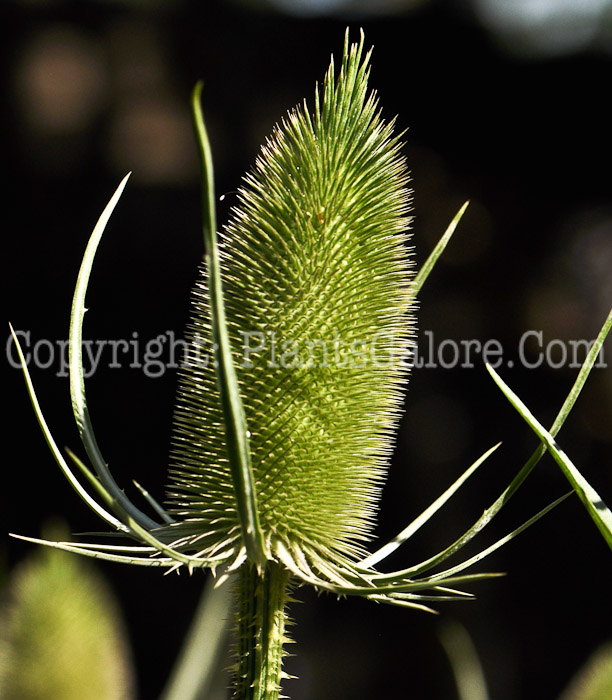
[0,525,135,700]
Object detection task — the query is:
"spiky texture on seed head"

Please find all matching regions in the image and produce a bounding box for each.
[168,34,414,566]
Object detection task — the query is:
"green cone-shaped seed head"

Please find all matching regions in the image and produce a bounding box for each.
[168,34,414,565]
[0,533,135,700]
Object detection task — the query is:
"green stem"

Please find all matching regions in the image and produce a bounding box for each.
[235,563,291,700]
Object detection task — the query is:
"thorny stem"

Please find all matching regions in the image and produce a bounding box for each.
[234,563,292,700]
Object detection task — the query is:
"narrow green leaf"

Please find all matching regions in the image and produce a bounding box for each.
[369,493,568,584]
[361,442,501,568]
[9,535,177,568]
[65,448,233,570]
[336,572,505,597]
[393,306,612,578]
[133,480,174,524]
[425,492,570,582]
[191,82,266,570]
[8,325,127,533]
[549,305,612,436]
[487,364,612,551]
[367,475,560,581]
[487,305,612,507]
[410,201,469,302]
[68,173,159,531]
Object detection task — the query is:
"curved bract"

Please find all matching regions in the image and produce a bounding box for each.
[167,33,414,567]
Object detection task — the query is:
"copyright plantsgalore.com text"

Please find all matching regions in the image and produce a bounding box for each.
[6,329,607,379]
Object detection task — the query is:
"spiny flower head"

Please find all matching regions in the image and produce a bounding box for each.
[167,32,414,567]
[12,31,552,612]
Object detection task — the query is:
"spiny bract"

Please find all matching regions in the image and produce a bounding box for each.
[168,35,414,566]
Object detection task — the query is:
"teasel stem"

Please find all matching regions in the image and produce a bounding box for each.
[234,563,292,700]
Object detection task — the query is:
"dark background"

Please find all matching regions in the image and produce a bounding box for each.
[3,1,612,698]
